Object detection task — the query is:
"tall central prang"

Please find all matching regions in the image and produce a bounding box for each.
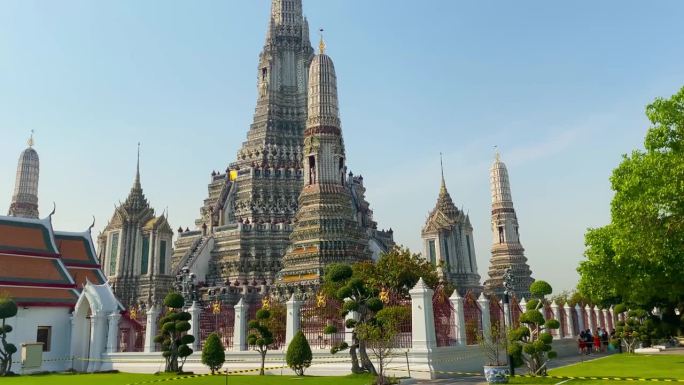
[170,0,393,290]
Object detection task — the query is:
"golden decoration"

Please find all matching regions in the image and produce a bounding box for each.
[316,292,327,308]
[262,297,271,310]
[212,301,221,315]
[318,28,326,55]
[129,307,137,320]
[379,288,390,304]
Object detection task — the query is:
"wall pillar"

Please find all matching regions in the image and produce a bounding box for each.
[593,306,601,331]
[187,301,201,351]
[519,298,527,313]
[477,293,491,343]
[144,305,159,353]
[609,306,616,330]
[575,304,585,332]
[409,277,436,351]
[88,311,107,372]
[285,294,301,347]
[503,301,512,329]
[585,305,594,331]
[233,298,247,351]
[449,290,466,346]
[564,303,575,337]
[551,301,561,338]
[106,312,121,353]
[602,308,610,329]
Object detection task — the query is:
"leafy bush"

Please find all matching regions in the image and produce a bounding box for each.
[0,297,18,376]
[156,292,194,373]
[201,333,225,374]
[286,331,312,376]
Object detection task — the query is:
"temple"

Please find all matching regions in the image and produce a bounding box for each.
[421,158,482,295]
[484,151,534,298]
[170,0,392,294]
[97,147,174,307]
[278,38,372,288]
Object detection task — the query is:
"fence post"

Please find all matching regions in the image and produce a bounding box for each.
[233,298,247,351]
[564,302,574,337]
[144,304,159,353]
[585,304,593,331]
[575,304,585,332]
[449,290,466,347]
[477,293,491,343]
[285,294,301,347]
[188,301,201,351]
[519,298,527,313]
[106,311,121,353]
[409,277,436,351]
[551,300,561,338]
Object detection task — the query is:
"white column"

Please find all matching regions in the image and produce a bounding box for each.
[285,294,301,347]
[106,312,121,353]
[503,301,512,328]
[344,311,359,347]
[609,306,616,330]
[88,311,107,372]
[519,297,527,313]
[187,301,201,351]
[409,277,436,351]
[233,298,247,351]
[551,301,561,338]
[593,306,601,331]
[585,305,594,331]
[477,293,491,343]
[575,304,585,332]
[144,305,159,353]
[449,290,466,346]
[564,303,575,338]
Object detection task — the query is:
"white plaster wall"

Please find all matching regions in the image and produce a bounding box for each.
[5,307,72,373]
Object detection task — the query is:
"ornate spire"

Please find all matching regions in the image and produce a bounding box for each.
[318,28,326,54]
[8,132,40,218]
[434,155,458,220]
[307,47,340,128]
[491,150,512,205]
[270,0,303,28]
[122,143,149,213]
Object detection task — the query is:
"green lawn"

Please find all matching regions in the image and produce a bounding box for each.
[0,372,376,385]
[509,354,684,385]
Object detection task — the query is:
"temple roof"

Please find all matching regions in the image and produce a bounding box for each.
[0,214,107,306]
[422,176,465,233]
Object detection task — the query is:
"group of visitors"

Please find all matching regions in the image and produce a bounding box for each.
[577,328,612,354]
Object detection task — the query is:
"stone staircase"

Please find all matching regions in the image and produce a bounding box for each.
[173,235,211,275]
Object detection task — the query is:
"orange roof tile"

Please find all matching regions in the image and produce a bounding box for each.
[0,218,57,255]
[0,253,74,286]
[0,286,79,307]
[55,233,98,266]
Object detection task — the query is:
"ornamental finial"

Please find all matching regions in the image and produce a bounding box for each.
[27,129,34,147]
[494,145,500,162]
[318,28,326,54]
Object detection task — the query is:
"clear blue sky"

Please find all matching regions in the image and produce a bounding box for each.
[1,1,683,292]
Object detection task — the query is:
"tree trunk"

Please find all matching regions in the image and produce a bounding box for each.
[349,338,362,374]
[259,349,266,375]
[359,340,377,375]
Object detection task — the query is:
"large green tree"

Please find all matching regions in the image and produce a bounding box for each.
[578,86,684,329]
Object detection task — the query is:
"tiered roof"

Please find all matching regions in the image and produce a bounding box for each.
[0,214,105,307]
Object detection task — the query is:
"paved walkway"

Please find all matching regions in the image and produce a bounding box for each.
[416,352,613,385]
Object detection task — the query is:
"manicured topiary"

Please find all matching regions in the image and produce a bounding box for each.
[508,280,559,376]
[155,292,194,373]
[201,333,225,374]
[286,331,312,376]
[248,307,274,375]
[0,297,18,376]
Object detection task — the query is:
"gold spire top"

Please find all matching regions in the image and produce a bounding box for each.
[27,129,34,147]
[318,28,326,54]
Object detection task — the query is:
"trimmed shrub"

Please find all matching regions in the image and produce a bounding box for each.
[201,333,225,374]
[286,331,312,376]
